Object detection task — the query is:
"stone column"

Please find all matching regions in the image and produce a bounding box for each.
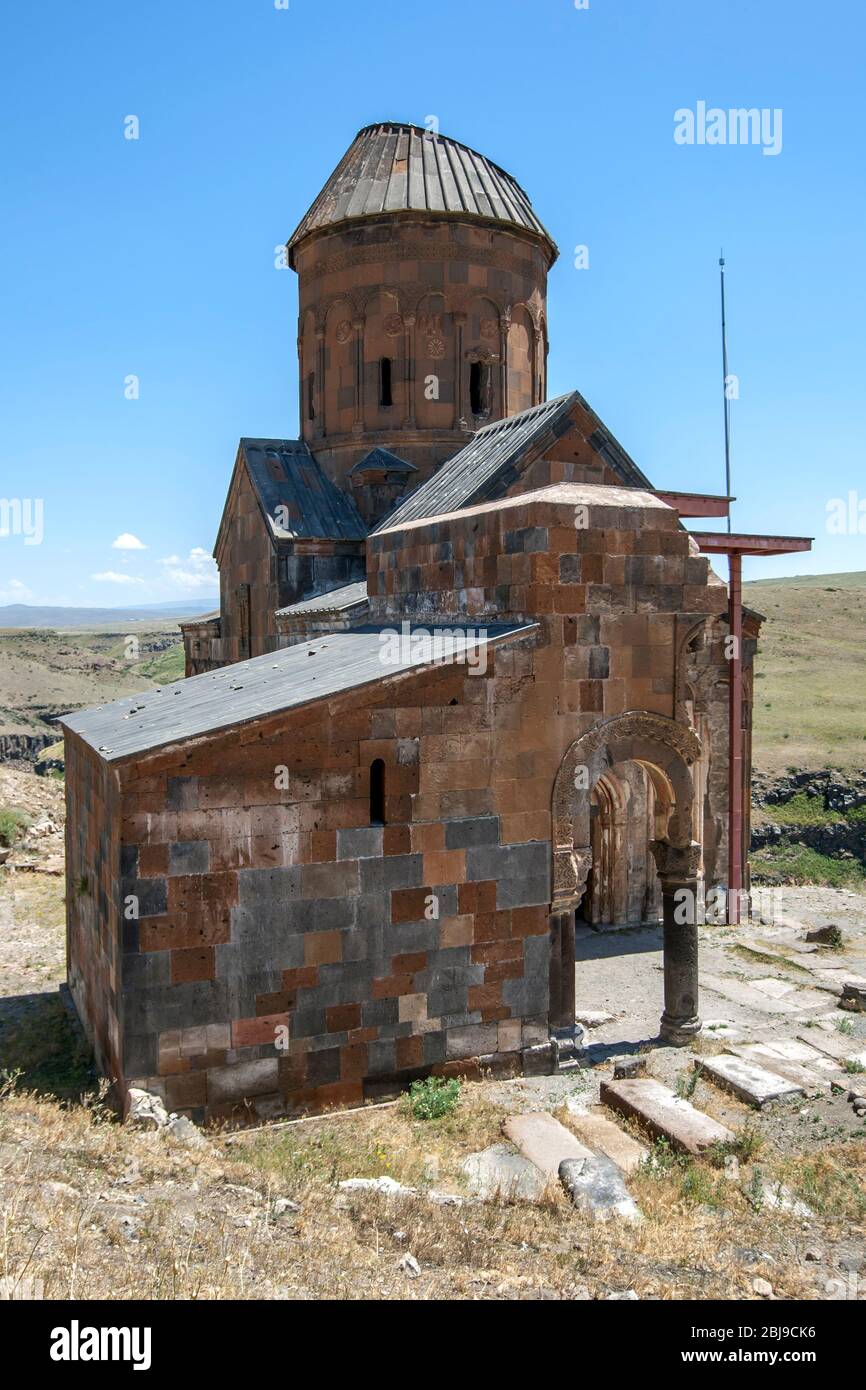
[548,846,592,1069]
[315,328,326,439]
[533,327,544,404]
[499,314,510,418]
[453,312,467,430]
[402,314,415,429]
[352,316,365,436]
[650,839,702,1045]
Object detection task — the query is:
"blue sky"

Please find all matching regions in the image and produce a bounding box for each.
[1,0,863,607]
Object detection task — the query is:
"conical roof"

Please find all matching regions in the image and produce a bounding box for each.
[287,122,557,266]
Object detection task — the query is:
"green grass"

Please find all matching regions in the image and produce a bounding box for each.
[140,646,186,683]
[751,842,866,888]
[0,807,31,847]
[760,792,866,828]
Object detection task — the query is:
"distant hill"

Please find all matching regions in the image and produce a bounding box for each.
[745,571,866,774]
[0,601,215,629]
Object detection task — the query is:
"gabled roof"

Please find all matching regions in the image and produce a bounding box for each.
[275,580,369,617]
[348,447,418,477]
[287,123,557,267]
[375,392,652,532]
[216,440,367,558]
[60,622,537,762]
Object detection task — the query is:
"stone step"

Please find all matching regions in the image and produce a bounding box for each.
[558,1155,642,1223]
[599,1078,734,1156]
[727,1044,835,1095]
[563,1102,649,1175]
[695,1054,803,1108]
[461,1144,547,1202]
[502,1112,594,1182]
[796,1030,866,1067]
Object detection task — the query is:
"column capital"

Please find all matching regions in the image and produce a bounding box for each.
[552,845,592,911]
[650,839,701,885]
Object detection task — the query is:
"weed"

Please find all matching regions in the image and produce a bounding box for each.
[404,1076,461,1121]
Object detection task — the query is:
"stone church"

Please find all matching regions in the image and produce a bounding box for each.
[61,122,763,1125]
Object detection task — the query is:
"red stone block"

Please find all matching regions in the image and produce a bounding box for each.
[325,1003,362,1033]
[395,1035,424,1070]
[170,946,215,985]
[232,1012,289,1047]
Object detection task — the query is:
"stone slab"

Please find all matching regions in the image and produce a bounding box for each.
[558,1156,642,1223]
[502,1112,593,1180]
[760,1038,841,1069]
[750,978,796,998]
[461,1144,547,1202]
[600,1078,734,1155]
[564,1102,649,1175]
[702,973,829,1015]
[575,1009,616,1029]
[701,973,798,1015]
[797,1030,866,1067]
[696,1054,802,1107]
[727,1045,834,1095]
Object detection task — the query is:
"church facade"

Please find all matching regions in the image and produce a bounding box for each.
[61,123,760,1125]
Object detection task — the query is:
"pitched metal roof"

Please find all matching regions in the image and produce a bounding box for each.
[375,392,652,533]
[60,623,537,763]
[287,123,557,266]
[275,580,369,617]
[240,439,367,543]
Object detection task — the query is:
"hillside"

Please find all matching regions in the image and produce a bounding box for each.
[745,571,866,775]
[0,623,186,740]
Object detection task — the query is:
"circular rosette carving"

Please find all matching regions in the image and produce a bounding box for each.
[383,312,404,338]
[426,335,446,360]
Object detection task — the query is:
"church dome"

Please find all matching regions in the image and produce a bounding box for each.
[286,121,558,268]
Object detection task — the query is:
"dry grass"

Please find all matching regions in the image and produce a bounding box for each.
[1,1078,861,1301]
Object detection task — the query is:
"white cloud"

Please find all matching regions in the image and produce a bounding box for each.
[159,546,218,592]
[111,533,147,550]
[0,578,34,604]
[91,570,146,585]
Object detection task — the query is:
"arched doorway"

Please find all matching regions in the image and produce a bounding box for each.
[550,711,702,1054]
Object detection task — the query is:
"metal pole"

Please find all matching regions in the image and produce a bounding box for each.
[728,550,743,923]
[720,253,732,534]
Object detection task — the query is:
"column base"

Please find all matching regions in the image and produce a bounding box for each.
[659,1012,702,1046]
[550,1024,586,1072]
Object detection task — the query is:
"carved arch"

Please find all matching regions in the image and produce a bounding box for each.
[551,710,701,909]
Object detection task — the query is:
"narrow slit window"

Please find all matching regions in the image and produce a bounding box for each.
[379,356,393,408]
[470,361,485,415]
[369,758,385,825]
[307,371,315,421]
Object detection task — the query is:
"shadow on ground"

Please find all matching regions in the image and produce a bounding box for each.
[0,989,95,1101]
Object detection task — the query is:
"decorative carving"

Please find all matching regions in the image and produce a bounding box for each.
[335,319,352,344]
[649,839,702,883]
[480,316,499,340]
[383,312,404,337]
[426,336,446,359]
[552,845,593,910]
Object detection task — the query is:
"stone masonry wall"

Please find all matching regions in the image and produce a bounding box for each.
[65,730,123,1085]
[74,485,742,1123]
